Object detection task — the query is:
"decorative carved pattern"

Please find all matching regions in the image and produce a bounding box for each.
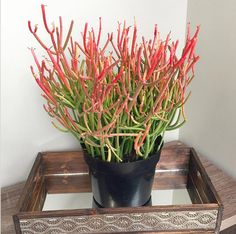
[19,209,217,233]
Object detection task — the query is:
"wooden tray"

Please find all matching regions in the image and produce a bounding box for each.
[13,141,223,233]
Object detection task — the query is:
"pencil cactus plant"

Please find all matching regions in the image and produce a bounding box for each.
[29,5,199,162]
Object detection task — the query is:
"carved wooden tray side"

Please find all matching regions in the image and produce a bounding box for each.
[13,141,223,234]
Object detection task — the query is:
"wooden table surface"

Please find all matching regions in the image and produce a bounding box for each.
[1,152,236,234]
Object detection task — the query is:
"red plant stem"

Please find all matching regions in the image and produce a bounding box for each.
[91,28,96,44]
[188,38,197,60]
[163,32,171,62]
[87,133,139,138]
[110,39,120,58]
[64,109,80,131]
[30,48,41,71]
[182,38,196,58]
[80,78,90,98]
[28,21,37,33]
[59,16,63,46]
[193,25,200,39]
[91,57,99,78]
[144,76,172,124]
[97,17,102,46]
[41,4,54,34]
[185,56,200,74]
[28,21,56,54]
[58,114,72,130]
[69,38,78,71]
[134,132,142,152]
[97,59,108,81]
[50,29,58,54]
[164,32,171,50]
[174,36,197,69]
[137,46,143,80]
[70,37,75,54]
[186,22,190,41]
[148,39,152,54]
[112,67,124,83]
[75,42,87,55]
[169,44,174,65]
[46,49,71,92]
[122,36,128,62]
[56,27,60,49]
[142,37,151,68]
[83,23,88,53]
[136,123,151,149]
[63,20,74,50]
[100,34,111,55]
[89,32,94,59]
[131,25,137,57]
[41,60,50,73]
[119,21,126,49]
[146,43,163,80]
[35,77,56,103]
[174,40,179,50]
[61,50,73,75]
[106,59,120,71]
[151,24,158,53]
[117,22,121,45]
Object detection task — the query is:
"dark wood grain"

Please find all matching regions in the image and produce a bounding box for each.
[45,174,91,193]
[1,182,25,234]
[188,148,223,233]
[42,151,88,175]
[26,176,46,211]
[199,155,236,220]
[153,170,188,189]
[220,225,236,234]
[190,149,222,204]
[18,154,43,212]
[154,142,190,189]
[157,145,190,170]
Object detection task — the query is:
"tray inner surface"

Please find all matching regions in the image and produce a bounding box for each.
[19,142,219,212]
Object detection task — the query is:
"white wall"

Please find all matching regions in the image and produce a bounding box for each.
[1,0,188,186]
[180,0,236,178]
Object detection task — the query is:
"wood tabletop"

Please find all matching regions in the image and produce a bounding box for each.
[1,145,236,234]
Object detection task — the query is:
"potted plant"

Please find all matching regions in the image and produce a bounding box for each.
[28,5,199,208]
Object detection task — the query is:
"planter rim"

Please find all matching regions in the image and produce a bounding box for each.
[83,148,163,166]
[84,138,163,163]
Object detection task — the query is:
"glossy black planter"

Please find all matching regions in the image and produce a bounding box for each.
[84,142,163,208]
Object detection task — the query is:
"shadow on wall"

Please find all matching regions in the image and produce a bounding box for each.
[34,133,81,152]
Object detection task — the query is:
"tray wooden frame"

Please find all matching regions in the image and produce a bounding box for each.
[13,141,223,233]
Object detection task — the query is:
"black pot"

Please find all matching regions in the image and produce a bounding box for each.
[84,140,163,208]
[92,195,152,208]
